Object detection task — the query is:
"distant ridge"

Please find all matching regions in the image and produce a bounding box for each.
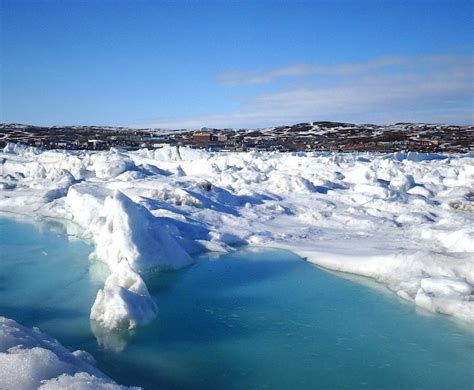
[1,121,472,153]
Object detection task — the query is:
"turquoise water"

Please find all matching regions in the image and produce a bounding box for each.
[0,218,106,349]
[0,218,473,389]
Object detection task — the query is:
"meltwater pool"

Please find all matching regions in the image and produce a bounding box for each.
[0,218,472,389]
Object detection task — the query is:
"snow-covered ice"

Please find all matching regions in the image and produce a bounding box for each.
[0,144,473,328]
[0,317,138,389]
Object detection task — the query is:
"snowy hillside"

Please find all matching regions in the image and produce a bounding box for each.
[0,144,473,331]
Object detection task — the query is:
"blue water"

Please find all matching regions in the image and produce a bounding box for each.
[0,218,473,389]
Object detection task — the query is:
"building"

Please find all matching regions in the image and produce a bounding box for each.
[216,134,228,142]
[193,132,213,143]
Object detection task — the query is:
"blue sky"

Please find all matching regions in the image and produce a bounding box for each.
[1,0,473,128]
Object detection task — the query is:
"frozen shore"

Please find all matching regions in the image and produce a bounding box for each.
[0,143,473,328]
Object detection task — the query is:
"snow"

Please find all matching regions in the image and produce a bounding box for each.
[1,143,473,328]
[91,190,193,274]
[90,259,158,329]
[0,317,138,389]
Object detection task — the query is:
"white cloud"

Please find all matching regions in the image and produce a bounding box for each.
[137,55,473,129]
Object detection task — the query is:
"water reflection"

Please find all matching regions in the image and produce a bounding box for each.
[91,320,131,352]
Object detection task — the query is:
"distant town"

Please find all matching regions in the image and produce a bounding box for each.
[0,121,472,153]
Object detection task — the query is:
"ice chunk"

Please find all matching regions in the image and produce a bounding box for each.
[92,190,194,273]
[90,261,158,329]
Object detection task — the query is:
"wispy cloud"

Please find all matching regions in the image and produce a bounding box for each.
[138,55,474,129]
[217,55,472,86]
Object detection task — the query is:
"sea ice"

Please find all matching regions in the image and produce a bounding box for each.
[1,143,473,327]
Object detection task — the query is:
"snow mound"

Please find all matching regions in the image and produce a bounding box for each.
[0,317,137,390]
[90,153,136,179]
